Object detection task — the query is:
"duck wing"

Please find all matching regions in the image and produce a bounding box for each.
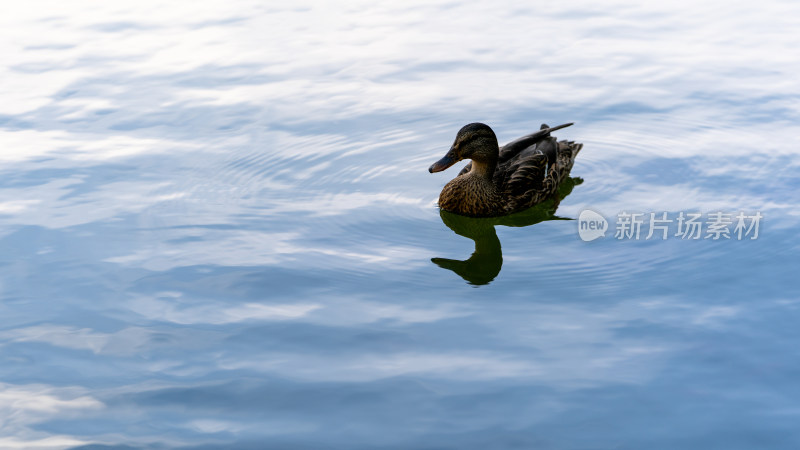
[498,122,572,163]
[496,136,583,213]
[495,138,555,211]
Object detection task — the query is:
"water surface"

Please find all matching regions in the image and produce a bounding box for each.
[1,1,799,448]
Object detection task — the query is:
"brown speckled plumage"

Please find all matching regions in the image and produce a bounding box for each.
[429,122,582,217]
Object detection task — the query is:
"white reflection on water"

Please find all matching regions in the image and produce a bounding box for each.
[0,325,157,355]
[0,383,101,449]
[127,295,321,325]
[1,0,799,448]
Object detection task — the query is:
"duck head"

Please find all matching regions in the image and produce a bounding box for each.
[429,123,499,173]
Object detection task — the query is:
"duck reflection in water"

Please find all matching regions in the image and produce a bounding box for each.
[432,177,582,285]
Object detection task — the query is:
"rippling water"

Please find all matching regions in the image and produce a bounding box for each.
[2,1,799,448]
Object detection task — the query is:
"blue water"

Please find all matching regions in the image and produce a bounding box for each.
[2,1,799,448]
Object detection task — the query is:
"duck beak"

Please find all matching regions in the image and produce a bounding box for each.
[429,146,458,173]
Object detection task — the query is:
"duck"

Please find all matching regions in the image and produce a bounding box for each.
[429,122,582,217]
